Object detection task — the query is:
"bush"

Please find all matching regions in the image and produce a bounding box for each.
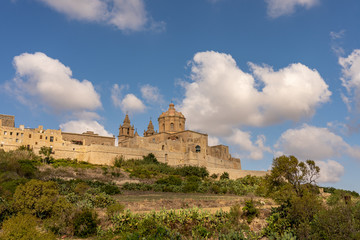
[114,155,125,168]
[44,197,74,236]
[210,173,218,179]
[242,200,259,224]
[176,165,209,178]
[13,179,59,218]
[107,202,125,219]
[100,183,122,195]
[73,209,98,237]
[156,175,182,186]
[0,214,55,240]
[309,204,360,239]
[220,172,230,180]
[50,158,95,168]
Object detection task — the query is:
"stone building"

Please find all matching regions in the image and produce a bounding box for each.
[0,106,269,179]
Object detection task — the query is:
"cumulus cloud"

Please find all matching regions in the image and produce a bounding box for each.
[208,136,220,146]
[60,120,113,137]
[37,0,164,32]
[121,94,146,113]
[339,49,360,113]
[266,0,319,18]
[111,84,145,113]
[141,84,163,103]
[7,52,101,112]
[180,51,331,136]
[276,124,360,160]
[316,160,345,183]
[225,129,271,160]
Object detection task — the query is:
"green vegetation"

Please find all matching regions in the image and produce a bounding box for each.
[0,149,359,239]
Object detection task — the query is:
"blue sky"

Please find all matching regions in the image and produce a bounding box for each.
[1,0,360,192]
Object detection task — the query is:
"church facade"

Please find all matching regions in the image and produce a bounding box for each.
[0,104,268,178]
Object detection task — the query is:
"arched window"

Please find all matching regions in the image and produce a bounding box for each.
[170,123,174,131]
[195,145,201,153]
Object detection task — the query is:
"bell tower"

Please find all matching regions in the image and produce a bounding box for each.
[118,114,135,142]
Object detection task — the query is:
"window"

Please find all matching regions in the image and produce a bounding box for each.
[50,136,54,142]
[35,142,38,145]
[16,139,19,143]
[170,123,174,131]
[10,132,13,136]
[127,129,129,134]
[162,145,165,150]
[195,145,201,153]
[40,135,43,139]
[29,134,32,138]
[4,131,7,135]
[21,133,23,137]
[16,132,19,136]
[45,136,48,140]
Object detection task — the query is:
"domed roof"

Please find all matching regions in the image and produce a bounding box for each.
[159,103,185,119]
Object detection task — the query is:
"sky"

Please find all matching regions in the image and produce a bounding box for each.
[1,0,360,192]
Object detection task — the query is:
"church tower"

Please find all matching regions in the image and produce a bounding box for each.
[118,114,135,142]
[144,119,156,137]
[158,103,186,133]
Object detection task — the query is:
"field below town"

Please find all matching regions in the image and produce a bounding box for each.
[1,149,359,240]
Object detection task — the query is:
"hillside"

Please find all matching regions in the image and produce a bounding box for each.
[0,148,359,239]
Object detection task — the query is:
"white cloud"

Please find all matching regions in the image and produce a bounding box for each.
[7,52,101,112]
[276,124,360,160]
[60,120,113,137]
[111,84,145,113]
[316,160,345,183]
[208,136,220,146]
[121,94,146,113]
[266,0,319,18]
[111,84,125,108]
[339,49,360,113]
[180,51,331,136]
[140,84,163,103]
[225,129,271,160]
[37,0,163,32]
[37,0,107,21]
[330,30,346,56]
[108,0,147,31]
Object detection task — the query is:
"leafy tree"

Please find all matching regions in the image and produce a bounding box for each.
[39,146,53,164]
[266,155,320,198]
[13,179,59,218]
[0,214,55,240]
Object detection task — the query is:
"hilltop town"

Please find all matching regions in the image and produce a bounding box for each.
[0,103,267,178]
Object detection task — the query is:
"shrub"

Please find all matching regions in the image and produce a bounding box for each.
[229,203,242,224]
[0,214,56,240]
[74,182,90,195]
[44,197,75,236]
[100,183,122,195]
[107,202,125,219]
[114,155,125,167]
[176,165,209,178]
[220,172,230,180]
[210,173,218,179]
[142,153,159,164]
[156,175,182,186]
[13,179,59,218]
[73,209,98,237]
[242,200,259,224]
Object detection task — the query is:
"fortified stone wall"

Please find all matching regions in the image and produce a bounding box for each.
[0,114,15,127]
[0,124,64,150]
[62,131,115,146]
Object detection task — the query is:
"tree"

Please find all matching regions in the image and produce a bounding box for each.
[39,146,53,164]
[266,155,320,198]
